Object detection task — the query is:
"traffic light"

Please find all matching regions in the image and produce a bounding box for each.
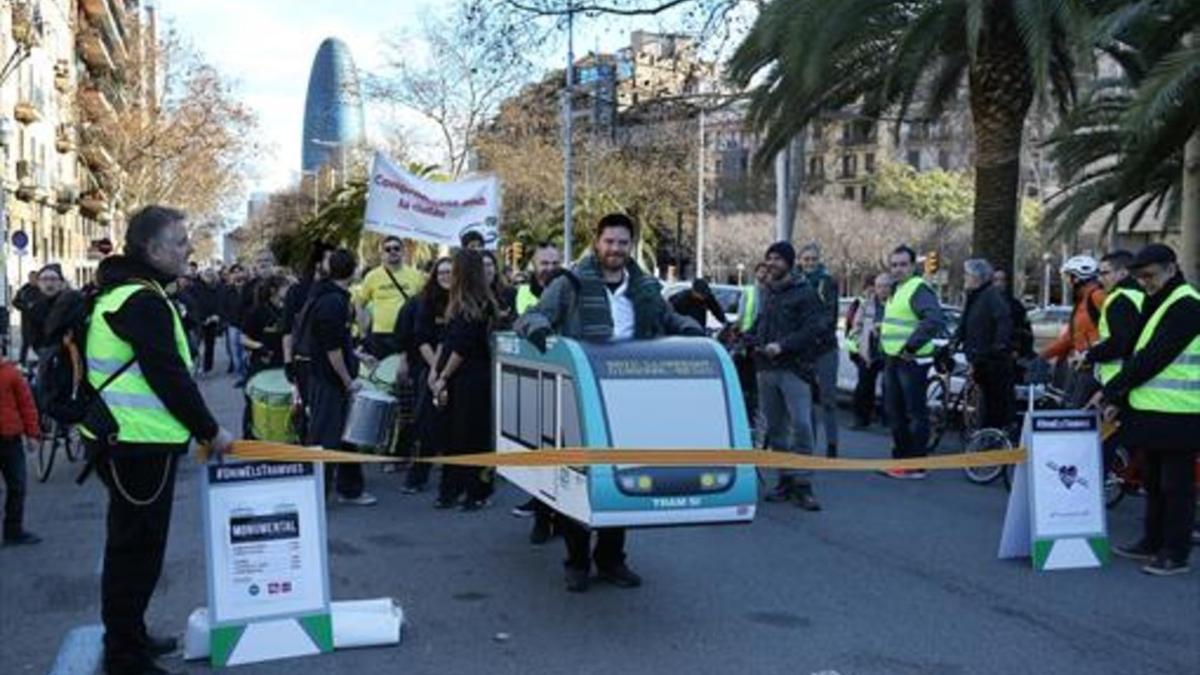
[926,250,940,275]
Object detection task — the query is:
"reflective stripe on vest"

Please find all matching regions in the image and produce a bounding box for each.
[739,285,758,332]
[83,281,195,444]
[1097,285,1145,384]
[515,284,538,315]
[1128,284,1200,414]
[881,277,934,357]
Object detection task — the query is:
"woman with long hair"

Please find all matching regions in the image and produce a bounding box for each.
[481,250,516,330]
[402,257,453,493]
[239,274,292,438]
[430,249,497,510]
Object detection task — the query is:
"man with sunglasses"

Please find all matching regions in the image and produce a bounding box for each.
[879,245,945,479]
[1096,244,1199,576]
[355,236,423,358]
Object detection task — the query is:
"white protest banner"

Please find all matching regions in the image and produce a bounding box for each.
[364,151,500,248]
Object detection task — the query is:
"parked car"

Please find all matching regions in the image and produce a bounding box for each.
[1027,305,1072,352]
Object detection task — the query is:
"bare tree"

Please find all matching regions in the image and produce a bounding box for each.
[366,1,544,176]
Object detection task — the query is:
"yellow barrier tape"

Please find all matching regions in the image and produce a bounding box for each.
[214,440,1027,472]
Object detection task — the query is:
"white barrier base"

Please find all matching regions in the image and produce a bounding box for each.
[184,598,404,660]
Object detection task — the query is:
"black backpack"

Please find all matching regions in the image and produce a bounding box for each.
[39,284,143,426]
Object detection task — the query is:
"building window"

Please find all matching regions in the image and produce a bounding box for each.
[907,150,922,169]
[864,153,876,174]
[809,156,824,178]
[843,186,856,201]
[841,154,857,178]
[938,150,951,170]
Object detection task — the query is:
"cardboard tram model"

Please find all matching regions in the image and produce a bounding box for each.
[493,333,758,528]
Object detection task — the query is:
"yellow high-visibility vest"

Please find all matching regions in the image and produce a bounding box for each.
[1096,285,1145,384]
[1128,284,1200,414]
[881,276,935,357]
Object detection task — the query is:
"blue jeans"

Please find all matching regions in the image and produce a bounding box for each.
[225,327,247,377]
[884,357,930,458]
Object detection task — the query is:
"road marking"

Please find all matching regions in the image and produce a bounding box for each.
[48,624,103,675]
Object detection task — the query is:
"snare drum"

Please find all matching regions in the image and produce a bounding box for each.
[341,388,399,450]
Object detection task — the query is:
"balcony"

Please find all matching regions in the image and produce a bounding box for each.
[11,2,43,49]
[56,125,75,153]
[54,59,72,93]
[81,137,117,174]
[56,185,79,214]
[80,84,117,122]
[15,161,38,201]
[14,101,39,124]
[81,0,128,57]
[79,28,116,75]
[80,189,110,218]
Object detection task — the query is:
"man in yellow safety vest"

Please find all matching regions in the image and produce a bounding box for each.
[514,242,563,316]
[82,206,233,674]
[1083,250,1145,385]
[880,245,945,479]
[1098,244,1198,577]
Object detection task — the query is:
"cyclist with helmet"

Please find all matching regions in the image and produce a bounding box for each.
[1039,254,1107,406]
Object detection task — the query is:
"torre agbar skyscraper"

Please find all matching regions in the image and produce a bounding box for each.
[301,38,366,173]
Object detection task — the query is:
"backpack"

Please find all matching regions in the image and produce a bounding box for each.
[39,284,145,426]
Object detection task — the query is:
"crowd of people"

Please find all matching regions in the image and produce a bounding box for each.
[0,202,1196,672]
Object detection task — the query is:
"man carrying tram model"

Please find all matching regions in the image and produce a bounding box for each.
[515,213,704,593]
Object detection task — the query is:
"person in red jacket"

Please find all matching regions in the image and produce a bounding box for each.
[1040,255,1107,406]
[0,355,41,545]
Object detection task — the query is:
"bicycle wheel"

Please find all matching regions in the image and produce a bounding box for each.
[35,419,59,483]
[962,427,1011,484]
[1105,445,1129,509]
[926,377,947,453]
[957,380,983,448]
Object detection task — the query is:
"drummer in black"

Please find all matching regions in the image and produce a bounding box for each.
[239,274,291,437]
[300,248,376,506]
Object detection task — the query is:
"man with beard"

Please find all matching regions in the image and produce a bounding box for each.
[754,242,829,510]
[356,235,423,358]
[12,272,43,367]
[515,213,703,592]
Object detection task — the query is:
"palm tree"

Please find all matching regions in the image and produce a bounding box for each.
[1046,1,1200,279]
[727,0,1095,276]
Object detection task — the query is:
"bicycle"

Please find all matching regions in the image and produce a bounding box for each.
[22,362,84,482]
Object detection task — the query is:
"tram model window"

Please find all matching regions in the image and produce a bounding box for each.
[519,370,540,446]
[560,377,581,447]
[501,366,520,441]
[542,376,557,446]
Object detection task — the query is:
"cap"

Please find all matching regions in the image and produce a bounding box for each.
[1128,243,1177,270]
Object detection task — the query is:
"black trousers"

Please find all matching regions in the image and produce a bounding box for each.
[201,325,220,373]
[852,356,883,425]
[437,366,491,503]
[96,450,179,670]
[562,520,626,571]
[405,366,442,489]
[974,359,1015,431]
[1142,450,1197,564]
[0,436,28,537]
[306,375,364,498]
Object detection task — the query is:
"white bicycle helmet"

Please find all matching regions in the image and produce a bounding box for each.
[1061,255,1099,280]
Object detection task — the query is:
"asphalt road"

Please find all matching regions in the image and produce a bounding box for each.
[1,354,1196,675]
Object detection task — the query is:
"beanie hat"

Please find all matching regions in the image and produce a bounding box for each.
[765,241,795,269]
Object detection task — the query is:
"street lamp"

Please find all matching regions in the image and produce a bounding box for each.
[1041,252,1054,308]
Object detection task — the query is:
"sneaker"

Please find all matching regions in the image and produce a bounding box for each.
[337,492,378,507]
[141,633,179,657]
[1112,541,1157,562]
[529,519,552,545]
[597,563,642,589]
[882,468,926,480]
[565,567,590,593]
[2,531,41,546]
[794,487,822,512]
[511,498,538,518]
[1141,556,1191,577]
[400,484,426,495]
[433,497,457,509]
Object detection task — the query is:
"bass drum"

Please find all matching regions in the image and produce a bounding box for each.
[245,369,296,443]
[341,388,398,451]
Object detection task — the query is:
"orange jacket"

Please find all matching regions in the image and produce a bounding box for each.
[0,360,39,439]
[1039,281,1106,360]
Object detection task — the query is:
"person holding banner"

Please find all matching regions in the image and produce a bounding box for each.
[1096,244,1199,577]
[515,213,704,592]
[356,236,423,358]
[81,206,234,675]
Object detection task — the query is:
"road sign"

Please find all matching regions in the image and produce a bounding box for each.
[202,461,332,667]
[11,229,28,251]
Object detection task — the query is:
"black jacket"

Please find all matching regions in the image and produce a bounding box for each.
[1085,277,1143,368]
[753,271,831,374]
[218,282,245,327]
[669,289,727,330]
[93,255,219,452]
[1103,274,1200,452]
[187,280,222,327]
[955,282,1012,363]
[303,279,358,385]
